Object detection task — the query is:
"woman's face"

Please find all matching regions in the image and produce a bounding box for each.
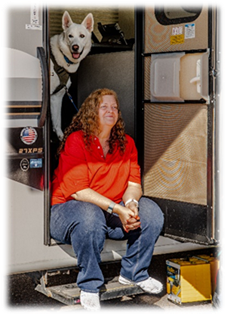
[98,95,119,130]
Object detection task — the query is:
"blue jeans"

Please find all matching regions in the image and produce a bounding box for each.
[50,197,164,293]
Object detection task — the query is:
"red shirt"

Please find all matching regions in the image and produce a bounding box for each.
[51,130,141,205]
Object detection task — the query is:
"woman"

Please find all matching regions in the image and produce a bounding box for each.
[50,88,164,310]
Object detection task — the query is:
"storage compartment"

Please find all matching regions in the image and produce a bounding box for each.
[150,52,184,102]
[150,52,209,102]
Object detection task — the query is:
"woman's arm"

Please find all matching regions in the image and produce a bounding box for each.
[71,188,136,227]
[122,181,142,231]
[122,181,142,212]
[123,181,142,202]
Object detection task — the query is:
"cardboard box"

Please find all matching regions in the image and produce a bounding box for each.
[166,256,212,305]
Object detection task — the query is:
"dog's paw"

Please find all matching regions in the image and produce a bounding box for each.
[54,128,64,141]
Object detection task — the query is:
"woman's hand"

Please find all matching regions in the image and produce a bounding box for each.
[114,203,140,233]
[124,201,140,232]
[72,187,141,233]
[114,204,135,226]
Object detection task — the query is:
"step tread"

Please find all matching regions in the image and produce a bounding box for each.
[46,276,144,302]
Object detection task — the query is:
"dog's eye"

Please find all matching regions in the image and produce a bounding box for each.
[68,34,74,38]
[80,34,85,38]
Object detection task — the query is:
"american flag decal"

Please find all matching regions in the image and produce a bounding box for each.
[20,127,37,145]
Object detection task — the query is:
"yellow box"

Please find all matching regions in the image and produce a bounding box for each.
[195,254,220,294]
[166,256,212,305]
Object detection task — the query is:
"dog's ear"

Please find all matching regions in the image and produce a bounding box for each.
[62,11,73,30]
[81,13,94,33]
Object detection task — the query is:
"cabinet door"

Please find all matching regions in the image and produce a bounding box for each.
[135,7,219,244]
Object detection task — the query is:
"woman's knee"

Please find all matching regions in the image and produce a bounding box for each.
[69,201,107,236]
[70,202,107,252]
[50,200,107,243]
[139,197,164,232]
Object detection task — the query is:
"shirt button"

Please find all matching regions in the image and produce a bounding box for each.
[97,146,100,149]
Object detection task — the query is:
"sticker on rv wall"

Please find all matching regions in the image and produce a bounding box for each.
[185,23,195,39]
[170,26,184,45]
[20,158,29,172]
[25,5,42,30]
[30,158,42,169]
[170,34,184,45]
[20,127,37,145]
[172,26,183,36]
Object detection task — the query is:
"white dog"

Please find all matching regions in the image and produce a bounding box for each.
[50,11,94,140]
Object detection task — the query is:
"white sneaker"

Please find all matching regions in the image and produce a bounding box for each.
[119,275,163,294]
[80,291,100,311]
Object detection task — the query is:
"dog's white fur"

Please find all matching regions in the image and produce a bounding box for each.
[50,11,94,139]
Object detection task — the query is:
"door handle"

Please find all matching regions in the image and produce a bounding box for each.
[37,47,49,128]
[190,52,209,101]
[190,59,201,93]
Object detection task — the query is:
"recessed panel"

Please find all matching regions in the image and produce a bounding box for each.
[144,103,207,205]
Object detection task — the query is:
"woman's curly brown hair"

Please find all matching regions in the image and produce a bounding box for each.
[58,88,127,155]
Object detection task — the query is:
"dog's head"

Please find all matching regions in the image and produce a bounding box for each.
[60,11,94,64]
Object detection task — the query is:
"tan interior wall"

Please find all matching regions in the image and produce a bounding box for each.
[118,8,134,39]
[144,7,208,53]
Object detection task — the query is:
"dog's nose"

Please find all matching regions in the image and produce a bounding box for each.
[72,45,79,52]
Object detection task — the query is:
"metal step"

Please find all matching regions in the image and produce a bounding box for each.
[35,275,144,305]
